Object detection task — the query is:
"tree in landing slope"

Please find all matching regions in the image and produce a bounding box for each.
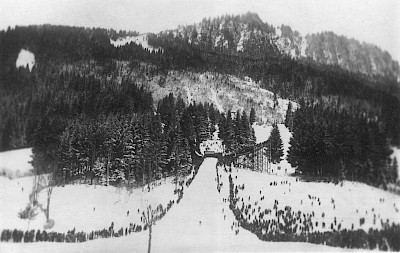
[269,123,283,164]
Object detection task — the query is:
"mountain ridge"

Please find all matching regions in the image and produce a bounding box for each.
[144,12,399,84]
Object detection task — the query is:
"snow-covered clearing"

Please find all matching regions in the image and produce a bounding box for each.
[252,123,273,144]
[0,148,33,179]
[231,167,400,233]
[16,49,35,71]
[0,174,178,233]
[110,34,161,52]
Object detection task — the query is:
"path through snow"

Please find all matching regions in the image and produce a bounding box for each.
[1,158,344,252]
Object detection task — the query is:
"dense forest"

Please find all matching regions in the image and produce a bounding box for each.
[0,13,399,188]
[218,109,256,154]
[286,99,398,187]
[54,92,218,187]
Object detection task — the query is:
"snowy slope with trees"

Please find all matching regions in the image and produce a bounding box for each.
[1,158,347,252]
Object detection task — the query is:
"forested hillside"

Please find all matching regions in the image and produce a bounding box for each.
[0,13,399,188]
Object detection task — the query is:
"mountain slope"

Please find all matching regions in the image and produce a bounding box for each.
[305,32,400,82]
[143,13,399,85]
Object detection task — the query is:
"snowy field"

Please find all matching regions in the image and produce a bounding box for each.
[1,158,346,252]
[0,175,178,233]
[0,148,185,247]
[229,167,400,233]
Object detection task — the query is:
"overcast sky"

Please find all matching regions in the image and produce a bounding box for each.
[1,0,399,61]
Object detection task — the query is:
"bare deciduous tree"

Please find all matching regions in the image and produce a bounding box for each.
[142,205,156,253]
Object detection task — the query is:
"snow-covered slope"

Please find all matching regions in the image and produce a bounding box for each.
[231,167,400,233]
[1,158,345,252]
[0,148,33,179]
[252,123,273,144]
[210,89,224,112]
[0,175,178,233]
[143,70,296,124]
[150,158,342,252]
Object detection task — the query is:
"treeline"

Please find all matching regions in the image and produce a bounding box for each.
[287,100,398,187]
[0,61,154,151]
[218,109,256,154]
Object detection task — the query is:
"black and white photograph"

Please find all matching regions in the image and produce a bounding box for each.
[0,0,399,252]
